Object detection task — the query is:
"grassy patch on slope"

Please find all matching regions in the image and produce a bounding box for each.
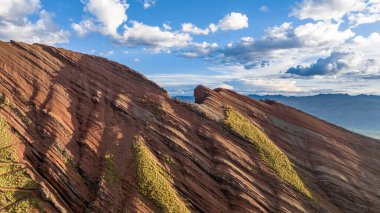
[0,169,39,189]
[0,190,31,207]
[0,117,40,212]
[103,153,120,186]
[133,135,190,213]
[223,106,312,198]
[0,117,12,148]
[0,146,19,163]
[5,197,40,213]
[0,165,22,175]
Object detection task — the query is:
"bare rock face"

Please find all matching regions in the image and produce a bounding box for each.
[0,41,379,213]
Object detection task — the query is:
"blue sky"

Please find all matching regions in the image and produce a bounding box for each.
[1,0,380,96]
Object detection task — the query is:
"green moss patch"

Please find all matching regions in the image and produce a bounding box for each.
[0,117,41,211]
[223,107,312,198]
[0,165,22,175]
[0,146,19,163]
[5,197,40,213]
[0,117,17,163]
[103,153,120,186]
[0,169,39,189]
[0,190,32,208]
[0,117,12,148]
[133,136,190,213]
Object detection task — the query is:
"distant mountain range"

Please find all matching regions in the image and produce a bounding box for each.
[175,94,380,139]
[249,94,380,139]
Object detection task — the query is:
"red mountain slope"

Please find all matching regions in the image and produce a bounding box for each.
[0,41,379,212]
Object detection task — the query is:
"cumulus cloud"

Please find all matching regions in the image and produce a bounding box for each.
[293,21,354,46]
[73,0,129,36]
[337,32,380,65]
[0,0,69,45]
[217,83,234,90]
[73,0,191,51]
[0,0,40,21]
[255,21,353,49]
[71,20,97,38]
[118,21,192,50]
[181,23,210,35]
[179,42,218,58]
[291,0,366,21]
[348,0,380,27]
[291,0,380,28]
[349,32,380,54]
[142,0,156,9]
[218,12,249,31]
[212,21,354,69]
[223,78,301,94]
[286,51,380,76]
[73,4,249,51]
[209,23,218,33]
[181,12,249,35]
[348,12,380,27]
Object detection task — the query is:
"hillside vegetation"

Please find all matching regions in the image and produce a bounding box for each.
[223,107,312,198]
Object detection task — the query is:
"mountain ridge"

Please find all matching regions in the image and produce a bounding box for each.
[175,94,380,140]
[0,41,379,212]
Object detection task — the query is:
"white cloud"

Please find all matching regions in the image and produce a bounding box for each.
[0,0,69,45]
[180,42,218,58]
[142,0,156,9]
[351,32,380,48]
[261,21,353,49]
[209,23,218,32]
[214,21,354,69]
[291,0,380,27]
[99,50,114,57]
[260,5,270,12]
[73,0,128,36]
[163,23,172,30]
[263,22,292,40]
[118,21,192,50]
[217,83,234,90]
[286,51,380,76]
[71,19,96,37]
[291,0,366,21]
[343,33,380,60]
[181,12,249,35]
[223,78,301,94]
[181,23,210,35]
[348,12,380,27]
[348,0,380,27]
[218,12,249,31]
[293,21,354,47]
[0,0,40,21]
[73,0,194,51]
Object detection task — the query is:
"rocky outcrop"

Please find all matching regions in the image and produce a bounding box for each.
[0,41,379,212]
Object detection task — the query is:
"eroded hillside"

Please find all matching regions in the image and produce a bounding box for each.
[0,41,379,213]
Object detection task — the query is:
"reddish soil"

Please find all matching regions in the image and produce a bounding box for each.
[0,41,379,212]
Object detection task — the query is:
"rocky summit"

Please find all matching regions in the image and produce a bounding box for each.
[0,41,379,212]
